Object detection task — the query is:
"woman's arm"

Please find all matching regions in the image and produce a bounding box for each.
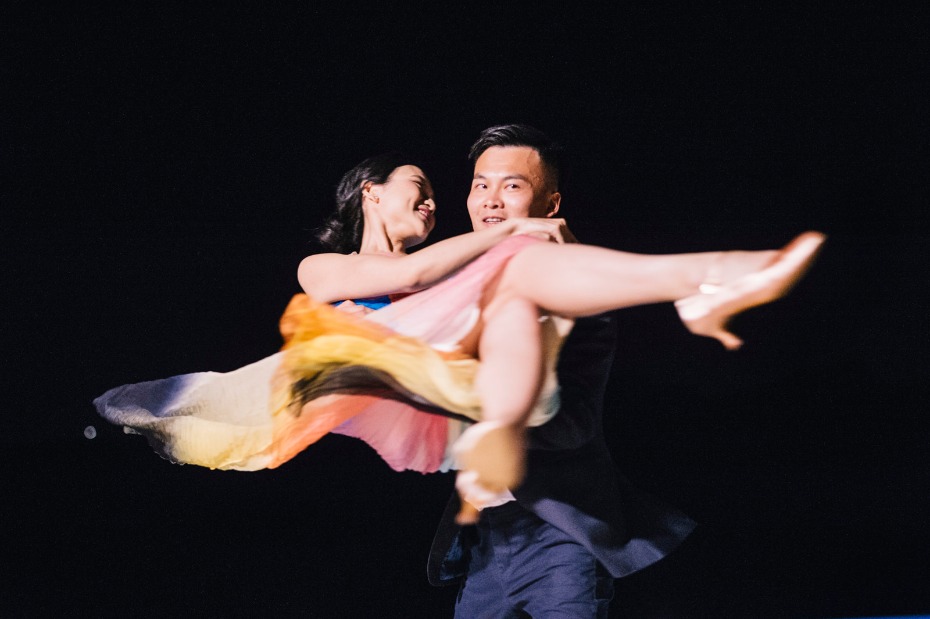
[298,218,567,303]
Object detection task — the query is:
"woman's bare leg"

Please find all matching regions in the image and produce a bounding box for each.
[474,297,544,428]
[454,233,824,508]
[491,243,777,318]
[455,298,543,482]
[456,245,768,497]
[453,296,543,523]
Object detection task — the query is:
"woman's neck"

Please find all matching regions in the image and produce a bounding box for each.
[358,219,407,256]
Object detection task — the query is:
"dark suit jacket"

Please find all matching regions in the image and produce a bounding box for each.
[427,314,697,585]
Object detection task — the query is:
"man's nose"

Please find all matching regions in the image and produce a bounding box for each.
[483,191,502,209]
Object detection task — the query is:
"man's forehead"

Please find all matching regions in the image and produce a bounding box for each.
[473,146,544,179]
[475,145,541,166]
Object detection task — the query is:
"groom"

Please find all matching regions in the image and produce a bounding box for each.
[427,124,696,617]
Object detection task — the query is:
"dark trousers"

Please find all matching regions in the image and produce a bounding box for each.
[454,502,614,619]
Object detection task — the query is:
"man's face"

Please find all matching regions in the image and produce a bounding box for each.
[467,146,561,231]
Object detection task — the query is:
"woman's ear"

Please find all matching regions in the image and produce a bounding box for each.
[362,181,380,204]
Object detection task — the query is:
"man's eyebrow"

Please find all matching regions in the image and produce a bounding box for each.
[472,173,531,182]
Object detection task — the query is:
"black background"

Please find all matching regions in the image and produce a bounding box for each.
[4,3,928,617]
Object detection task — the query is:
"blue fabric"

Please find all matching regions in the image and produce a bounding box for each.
[332,295,392,310]
[454,501,614,619]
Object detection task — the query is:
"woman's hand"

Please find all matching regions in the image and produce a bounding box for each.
[508,217,577,244]
[333,300,374,317]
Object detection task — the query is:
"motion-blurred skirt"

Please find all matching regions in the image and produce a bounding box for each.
[95,236,571,473]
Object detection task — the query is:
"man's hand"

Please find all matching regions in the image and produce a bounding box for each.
[509,217,578,244]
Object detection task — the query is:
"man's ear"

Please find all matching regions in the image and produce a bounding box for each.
[546,192,562,217]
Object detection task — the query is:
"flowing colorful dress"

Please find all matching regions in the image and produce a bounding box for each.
[94,236,572,474]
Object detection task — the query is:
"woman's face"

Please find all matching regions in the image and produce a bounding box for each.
[369,165,436,247]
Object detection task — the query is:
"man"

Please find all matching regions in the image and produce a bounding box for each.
[427,124,696,617]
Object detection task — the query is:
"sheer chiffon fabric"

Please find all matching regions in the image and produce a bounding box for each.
[95,236,572,473]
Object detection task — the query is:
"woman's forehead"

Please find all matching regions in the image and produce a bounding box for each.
[391,164,427,179]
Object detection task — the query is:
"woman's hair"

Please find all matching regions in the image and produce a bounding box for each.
[315,152,417,253]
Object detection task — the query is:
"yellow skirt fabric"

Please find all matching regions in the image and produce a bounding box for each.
[95,236,572,473]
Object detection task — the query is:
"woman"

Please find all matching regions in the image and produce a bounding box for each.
[95,153,824,518]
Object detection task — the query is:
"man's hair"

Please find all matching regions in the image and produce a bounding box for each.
[468,124,562,190]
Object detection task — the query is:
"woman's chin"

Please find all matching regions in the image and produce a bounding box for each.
[406,228,433,248]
